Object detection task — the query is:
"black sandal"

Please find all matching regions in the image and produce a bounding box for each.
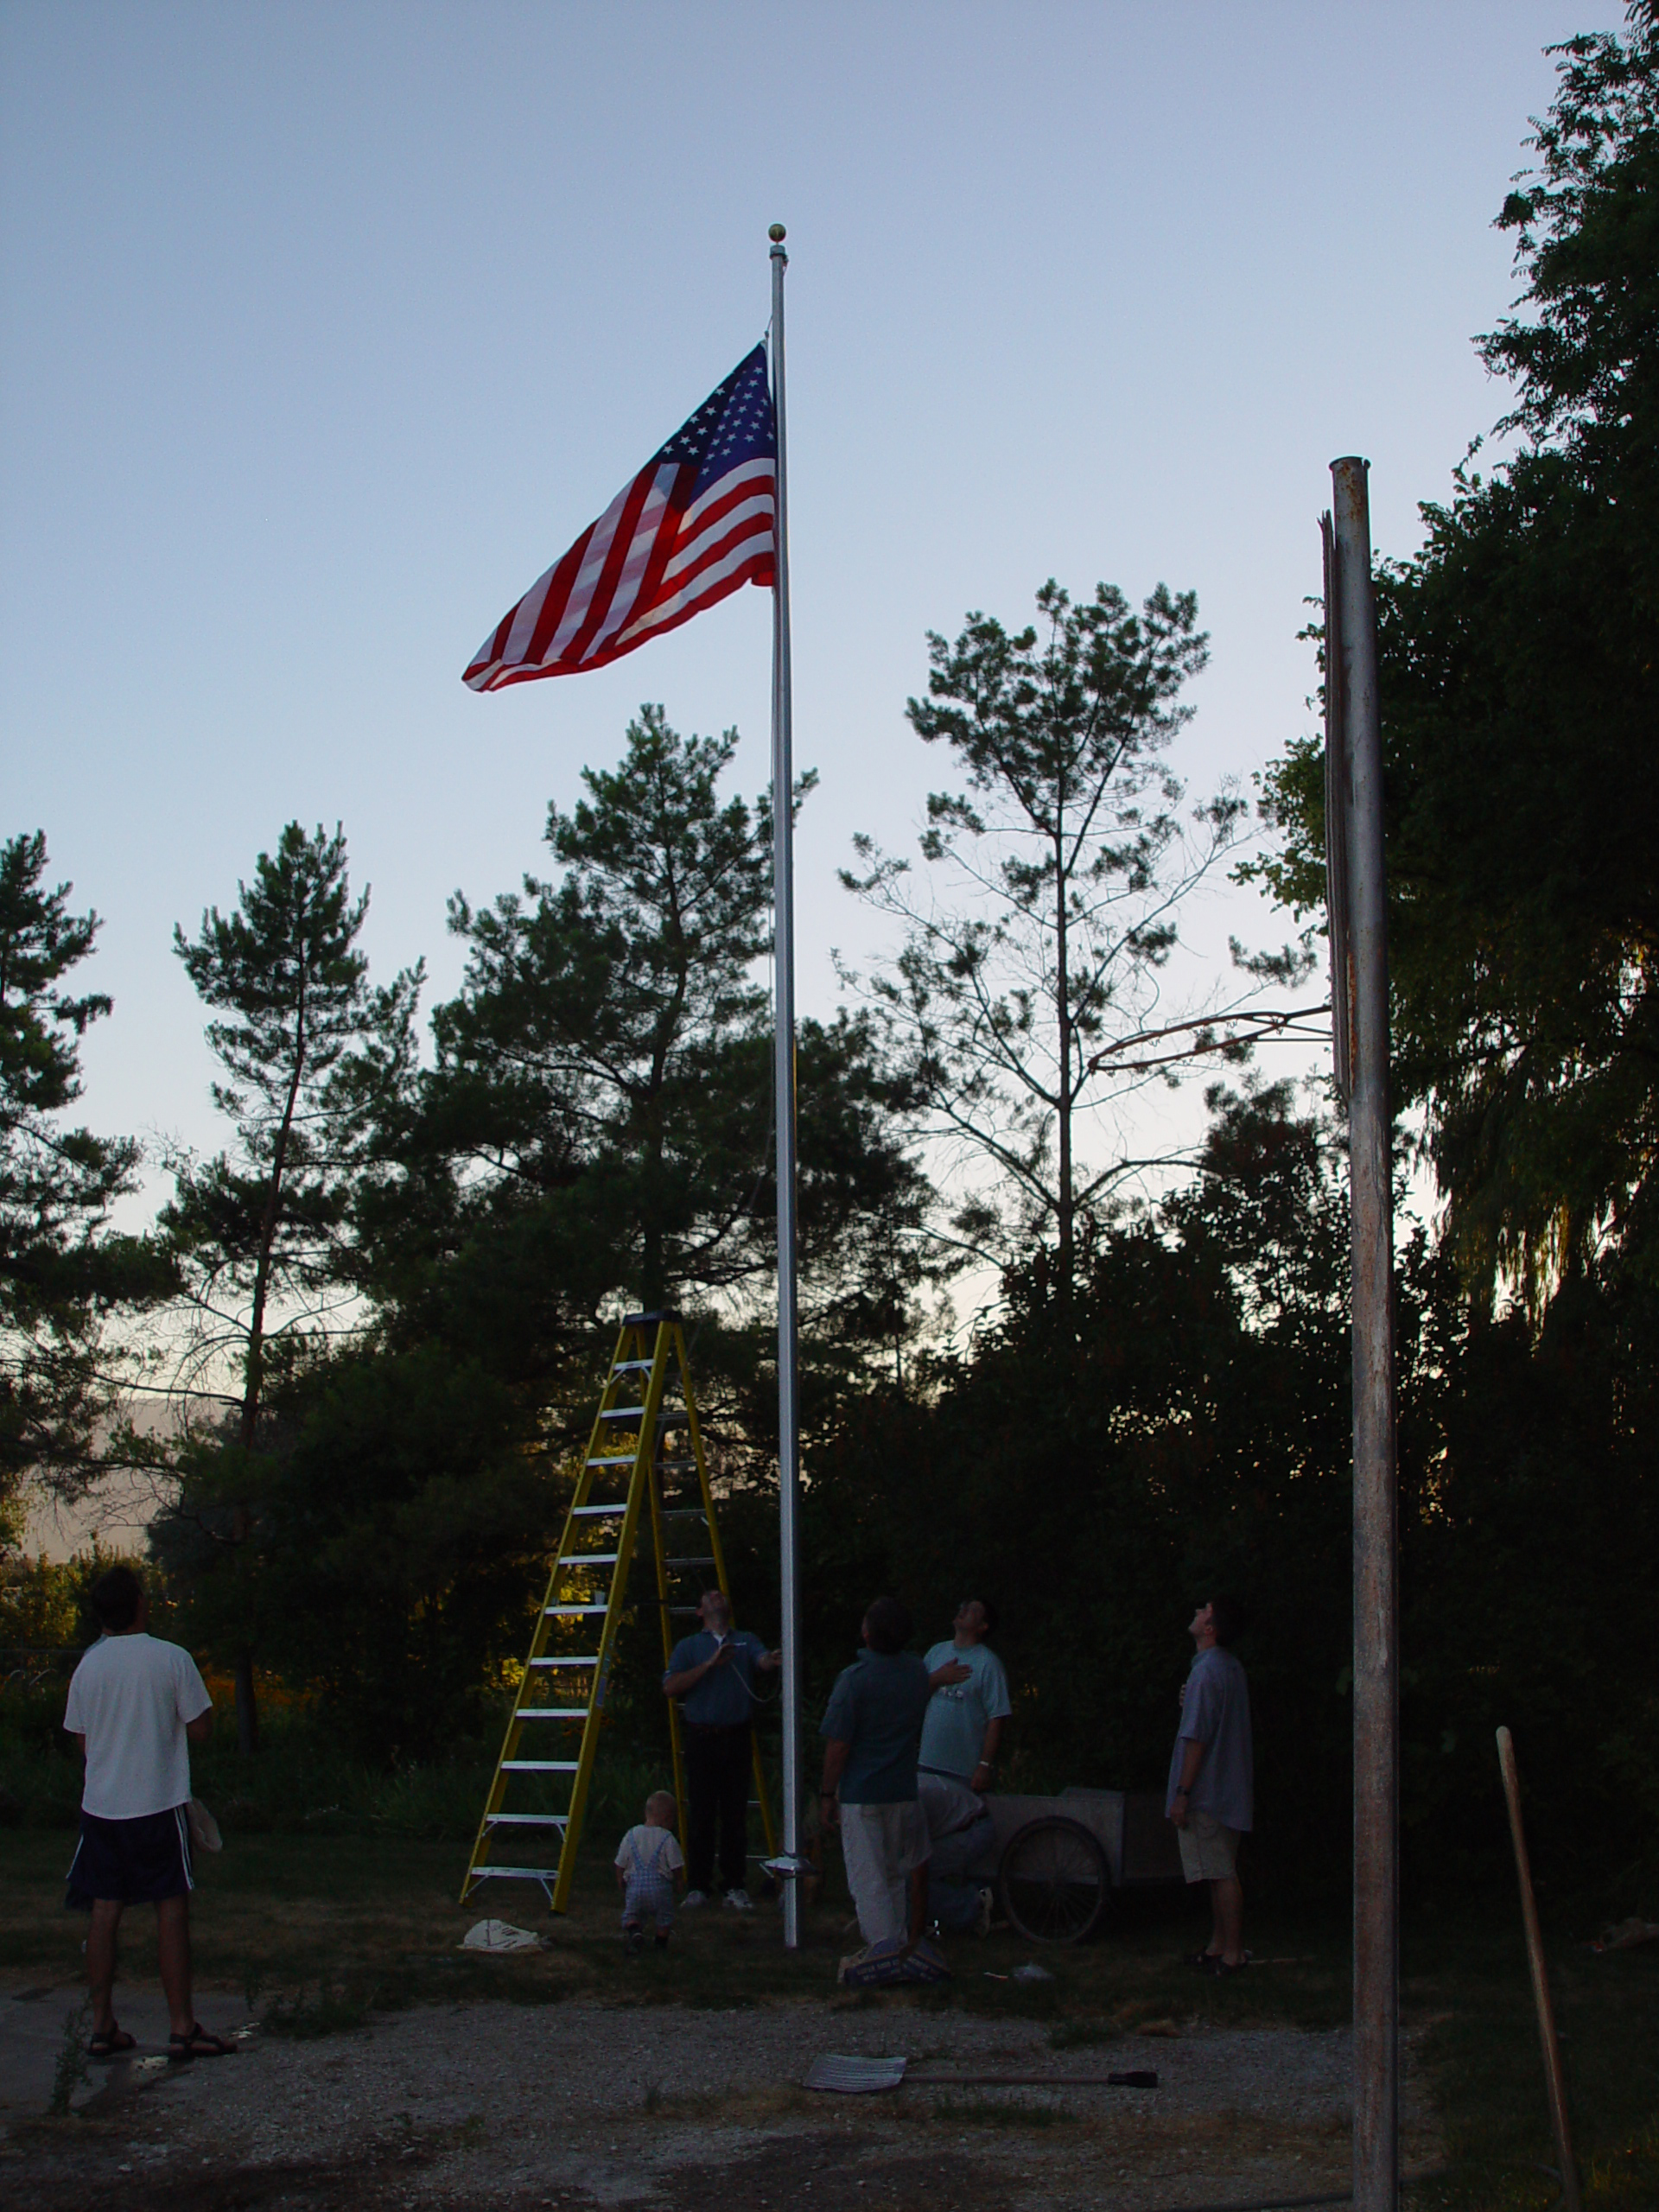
[168,2023,236,2060]
[89,2026,137,2058]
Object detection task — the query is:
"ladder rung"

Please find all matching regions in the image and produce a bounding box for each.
[467,1330,766,1916]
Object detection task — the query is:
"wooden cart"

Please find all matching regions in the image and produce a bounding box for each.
[961,1786,1182,1942]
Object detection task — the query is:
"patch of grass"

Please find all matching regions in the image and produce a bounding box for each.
[0,1703,683,1842]
[1046,2016,1122,2048]
[261,1980,382,2040]
[1402,1905,1659,2210]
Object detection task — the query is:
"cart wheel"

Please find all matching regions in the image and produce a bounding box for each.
[999,1815,1111,1944]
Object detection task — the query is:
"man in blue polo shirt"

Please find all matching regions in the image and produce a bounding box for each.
[819,1596,933,1952]
[663,1589,779,1909]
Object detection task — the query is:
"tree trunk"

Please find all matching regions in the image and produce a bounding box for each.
[1054,821,1074,1317]
[233,1649,259,1757]
[228,978,308,1757]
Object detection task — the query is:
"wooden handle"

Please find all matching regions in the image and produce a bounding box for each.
[1496,1726,1581,2212]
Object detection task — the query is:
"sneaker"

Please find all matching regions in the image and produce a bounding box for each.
[682,1890,710,1908]
[974,1887,995,1939]
[723,1887,755,1911]
[623,1924,643,1949]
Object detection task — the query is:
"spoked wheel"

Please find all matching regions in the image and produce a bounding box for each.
[998,1815,1111,1943]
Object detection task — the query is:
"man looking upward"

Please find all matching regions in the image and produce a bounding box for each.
[919,1598,1011,1795]
[1167,1596,1254,1974]
[662,1588,779,1910]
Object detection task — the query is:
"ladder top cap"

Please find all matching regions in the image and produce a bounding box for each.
[622,1308,681,1325]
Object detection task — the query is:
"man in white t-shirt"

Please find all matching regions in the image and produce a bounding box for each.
[62,1565,232,2061]
[919,1598,1012,1795]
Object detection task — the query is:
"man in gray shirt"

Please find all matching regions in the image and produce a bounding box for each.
[1166,1596,1253,1974]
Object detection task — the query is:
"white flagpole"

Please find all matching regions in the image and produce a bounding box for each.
[767,221,804,1950]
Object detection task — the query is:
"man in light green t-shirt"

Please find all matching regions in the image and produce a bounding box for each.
[919,1598,1010,1793]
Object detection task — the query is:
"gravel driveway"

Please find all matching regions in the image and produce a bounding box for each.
[4,1980,1442,2211]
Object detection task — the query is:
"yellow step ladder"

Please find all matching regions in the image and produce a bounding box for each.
[461,1311,776,1911]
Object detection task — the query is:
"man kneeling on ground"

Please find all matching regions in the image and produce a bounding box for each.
[918,1770,995,1936]
[62,1566,233,2060]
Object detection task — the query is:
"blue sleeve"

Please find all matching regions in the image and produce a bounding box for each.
[821,1669,858,1741]
[664,1637,696,1684]
[1179,1663,1222,1745]
[982,1651,1012,1720]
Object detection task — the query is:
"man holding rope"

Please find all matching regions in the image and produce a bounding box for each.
[663,1589,779,1910]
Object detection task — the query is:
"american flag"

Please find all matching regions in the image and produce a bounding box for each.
[464,345,776,690]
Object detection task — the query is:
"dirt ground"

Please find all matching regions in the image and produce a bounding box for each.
[3,1978,1443,2211]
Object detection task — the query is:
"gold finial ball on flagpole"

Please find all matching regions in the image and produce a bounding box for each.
[768,223,786,243]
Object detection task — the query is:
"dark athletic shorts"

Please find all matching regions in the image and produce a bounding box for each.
[66,1804,194,1910]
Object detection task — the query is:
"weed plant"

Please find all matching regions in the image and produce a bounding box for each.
[46,1999,90,2115]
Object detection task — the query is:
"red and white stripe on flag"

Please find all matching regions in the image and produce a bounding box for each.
[464,344,776,691]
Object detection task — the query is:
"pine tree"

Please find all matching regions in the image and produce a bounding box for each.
[0,832,166,1529]
[842,580,1260,1309]
[164,822,419,1748]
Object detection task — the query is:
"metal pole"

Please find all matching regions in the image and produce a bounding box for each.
[768,223,803,1950]
[1496,1727,1583,2212]
[1330,455,1398,2212]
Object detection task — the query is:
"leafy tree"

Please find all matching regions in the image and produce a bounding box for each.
[842,579,1277,1308]
[810,1076,1659,1902]
[805,1082,1356,1856]
[362,708,938,1430]
[151,1342,560,1759]
[0,832,168,1526]
[162,823,419,1748]
[1249,10,1659,1305]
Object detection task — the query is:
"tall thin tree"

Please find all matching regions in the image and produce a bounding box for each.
[167,823,418,1750]
[843,579,1266,1309]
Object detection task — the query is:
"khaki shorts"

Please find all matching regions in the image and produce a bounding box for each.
[839,1800,931,1946]
[1178,1809,1240,1883]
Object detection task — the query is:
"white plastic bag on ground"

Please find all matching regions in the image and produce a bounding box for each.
[461,1918,545,1952]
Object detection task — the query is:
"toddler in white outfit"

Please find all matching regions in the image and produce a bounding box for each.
[614,1789,684,1948]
